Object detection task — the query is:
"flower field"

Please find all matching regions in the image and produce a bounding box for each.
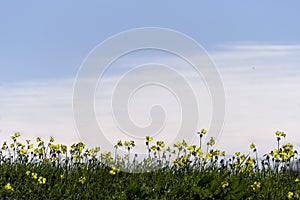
[0,130,300,199]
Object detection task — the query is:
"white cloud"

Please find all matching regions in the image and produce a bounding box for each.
[211,43,300,155]
[1,43,300,156]
[0,78,79,146]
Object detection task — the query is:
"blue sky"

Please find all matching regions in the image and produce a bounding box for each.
[1,1,300,82]
[1,1,300,155]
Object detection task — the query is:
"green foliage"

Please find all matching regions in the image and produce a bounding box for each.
[0,131,300,199]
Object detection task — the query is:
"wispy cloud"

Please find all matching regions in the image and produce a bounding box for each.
[211,43,300,154]
[0,78,79,145]
[1,43,299,155]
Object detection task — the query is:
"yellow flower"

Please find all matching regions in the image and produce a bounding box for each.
[173,141,182,148]
[221,181,229,189]
[157,141,165,149]
[60,174,65,179]
[26,171,31,176]
[4,183,13,191]
[281,152,288,160]
[187,145,196,151]
[201,128,207,135]
[275,130,286,137]
[206,152,213,159]
[71,143,76,150]
[2,142,7,150]
[28,144,34,149]
[36,137,42,142]
[146,136,153,143]
[117,140,123,147]
[38,147,45,155]
[234,162,240,169]
[130,140,135,147]
[124,154,129,160]
[251,181,261,191]
[240,154,246,161]
[250,143,255,149]
[181,154,188,161]
[34,148,39,153]
[61,145,67,153]
[73,154,80,161]
[255,182,261,188]
[295,178,299,183]
[95,146,100,152]
[196,147,203,157]
[283,143,293,150]
[247,157,255,166]
[38,176,46,184]
[275,130,281,136]
[209,137,215,146]
[288,191,293,199]
[50,136,55,142]
[235,152,241,157]
[116,155,121,160]
[14,132,21,137]
[172,158,183,166]
[77,142,85,152]
[51,155,57,161]
[52,144,59,152]
[102,151,112,160]
[241,166,246,173]
[221,151,226,156]
[124,140,131,147]
[213,149,220,156]
[109,170,116,175]
[20,148,27,155]
[109,166,120,175]
[172,159,178,166]
[79,176,86,184]
[151,145,157,151]
[32,173,38,179]
[272,149,280,159]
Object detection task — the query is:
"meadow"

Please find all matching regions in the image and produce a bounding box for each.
[0,130,299,199]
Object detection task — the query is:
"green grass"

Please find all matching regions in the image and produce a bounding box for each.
[0,130,300,199]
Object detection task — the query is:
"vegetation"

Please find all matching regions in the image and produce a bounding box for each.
[0,130,300,199]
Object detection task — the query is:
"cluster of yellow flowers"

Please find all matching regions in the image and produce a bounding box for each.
[4,183,13,191]
[1,129,300,181]
[71,142,85,153]
[287,191,300,199]
[206,149,223,159]
[26,170,46,185]
[250,181,260,191]
[115,140,135,151]
[187,145,204,157]
[109,166,120,175]
[148,141,165,152]
[269,143,296,160]
[275,130,286,138]
[173,140,188,149]
[172,154,189,166]
[101,151,113,164]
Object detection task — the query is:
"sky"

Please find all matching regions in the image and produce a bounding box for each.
[0,1,300,156]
